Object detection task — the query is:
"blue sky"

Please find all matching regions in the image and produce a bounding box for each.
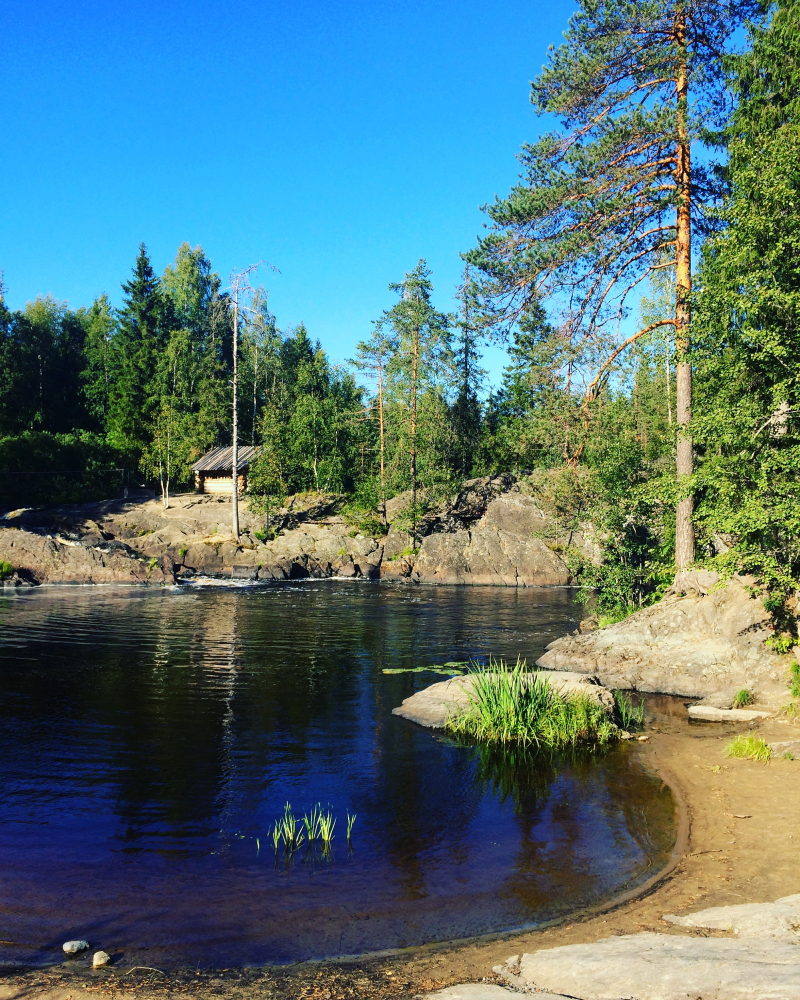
[1,0,577,385]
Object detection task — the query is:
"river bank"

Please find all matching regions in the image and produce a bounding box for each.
[2,698,798,1000]
[0,477,594,588]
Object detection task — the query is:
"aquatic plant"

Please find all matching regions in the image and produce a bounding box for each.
[346,812,357,839]
[725,734,771,761]
[445,657,617,749]
[303,804,321,842]
[318,810,336,843]
[382,663,465,676]
[614,690,645,731]
[733,689,754,709]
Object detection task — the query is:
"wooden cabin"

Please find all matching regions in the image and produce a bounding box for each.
[192,445,260,495]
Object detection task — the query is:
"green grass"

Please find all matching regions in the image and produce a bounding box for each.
[0,560,13,579]
[725,734,771,761]
[613,690,645,730]
[733,688,754,708]
[790,662,800,699]
[445,657,618,749]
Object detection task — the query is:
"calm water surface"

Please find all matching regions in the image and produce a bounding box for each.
[0,583,675,967]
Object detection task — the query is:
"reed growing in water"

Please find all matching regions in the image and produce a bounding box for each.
[445,658,618,749]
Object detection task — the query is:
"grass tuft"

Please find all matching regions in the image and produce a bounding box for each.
[613,690,645,730]
[725,734,771,761]
[445,657,617,749]
[733,688,754,708]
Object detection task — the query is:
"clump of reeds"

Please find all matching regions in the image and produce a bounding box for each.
[270,802,342,856]
[733,688,754,708]
[445,657,617,749]
[725,734,771,761]
[614,689,646,731]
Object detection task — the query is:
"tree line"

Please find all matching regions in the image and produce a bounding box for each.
[3,0,800,629]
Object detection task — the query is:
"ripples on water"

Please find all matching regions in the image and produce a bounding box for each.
[0,583,675,966]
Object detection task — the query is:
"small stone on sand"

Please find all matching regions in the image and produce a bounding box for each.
[92,951,111,968]
[62,939,90,955]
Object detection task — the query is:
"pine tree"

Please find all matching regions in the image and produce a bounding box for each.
[466,0,762,570]
[381,261,451,543]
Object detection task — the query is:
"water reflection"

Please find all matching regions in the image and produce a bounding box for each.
[0,584,675,966]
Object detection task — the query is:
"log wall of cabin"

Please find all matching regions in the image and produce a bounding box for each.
[196,473,246,495]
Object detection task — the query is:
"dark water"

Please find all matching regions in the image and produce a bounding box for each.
[0,583,675,967]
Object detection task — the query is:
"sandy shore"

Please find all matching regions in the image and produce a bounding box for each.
[2,697,799,1000]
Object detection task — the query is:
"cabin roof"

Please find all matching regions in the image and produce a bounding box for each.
[192,445,261,473]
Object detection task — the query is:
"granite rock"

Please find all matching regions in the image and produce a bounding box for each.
[537,576,790,704]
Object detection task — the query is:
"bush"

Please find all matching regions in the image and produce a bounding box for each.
[0,431,128,508]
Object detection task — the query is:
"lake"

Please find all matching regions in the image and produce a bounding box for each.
[0,582,675,967]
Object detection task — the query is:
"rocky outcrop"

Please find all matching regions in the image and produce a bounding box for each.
[0,526,173,585]
[536,574,791,705]
[411,489,594,586]
[0,476,594,588]
[392,671,615,728]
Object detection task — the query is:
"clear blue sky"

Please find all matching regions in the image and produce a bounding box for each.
[1,0,576,385]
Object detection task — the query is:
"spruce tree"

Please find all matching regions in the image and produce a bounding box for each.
[109,243,162,458]
[466,0,761,570]
[694,0,800,586]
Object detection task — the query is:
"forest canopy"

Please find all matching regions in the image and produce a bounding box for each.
[2,0,800,624]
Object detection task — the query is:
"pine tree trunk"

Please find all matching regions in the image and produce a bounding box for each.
[232,287,240,540]
[411,327,418,547]
[674,4,695,570]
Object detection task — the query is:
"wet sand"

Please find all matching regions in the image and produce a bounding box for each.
[2,698,799,1000]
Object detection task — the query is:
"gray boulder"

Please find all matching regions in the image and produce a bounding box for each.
[537,576,791,703]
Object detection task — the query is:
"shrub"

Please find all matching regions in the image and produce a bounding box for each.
[732,689,754,708]
[725,734,771,761]
[0,561,13,579]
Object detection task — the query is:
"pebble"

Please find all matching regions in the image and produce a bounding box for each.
[62,939,90,955]
[92,951,111,968]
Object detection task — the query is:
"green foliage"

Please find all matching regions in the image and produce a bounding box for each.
[733,689,754,708]
[341,476,386,536]
[445,657,617,749]
[692,0,800,606]
[790,662,800,699]
[0,561,14,579]
[725,734,771,761]
[0,430,126,508]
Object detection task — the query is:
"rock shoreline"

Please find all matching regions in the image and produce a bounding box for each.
[0,475,590,589]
